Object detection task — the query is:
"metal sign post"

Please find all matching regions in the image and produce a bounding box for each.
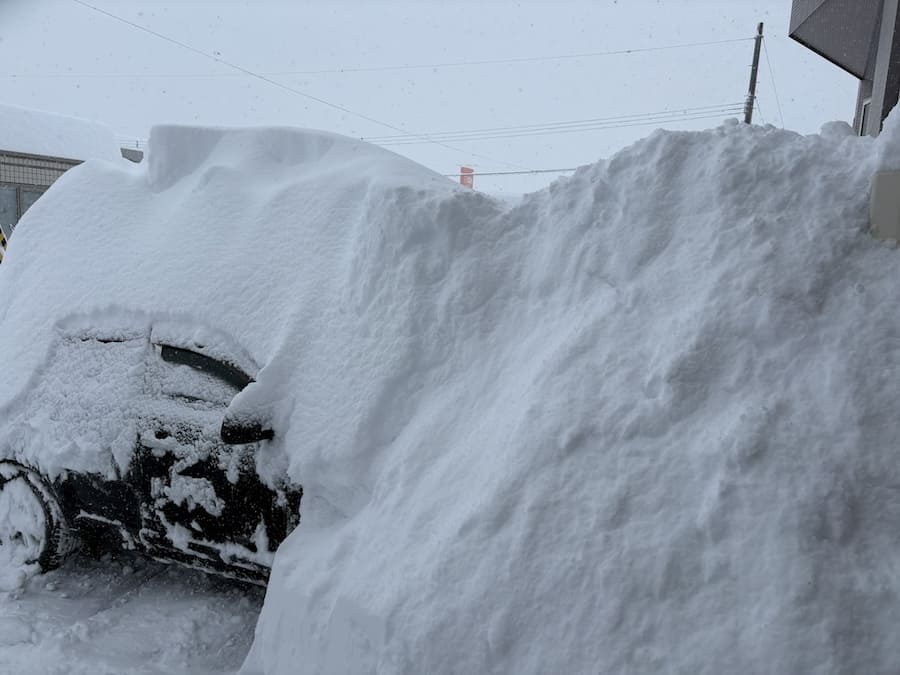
[460,166,475,189]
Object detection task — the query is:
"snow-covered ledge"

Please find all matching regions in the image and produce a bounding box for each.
[870,170,900,240]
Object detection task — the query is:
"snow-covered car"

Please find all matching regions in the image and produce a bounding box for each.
[0,319,302,585]
[0,124,454,592]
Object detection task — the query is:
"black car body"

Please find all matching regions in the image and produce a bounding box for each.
[0,323,302,585]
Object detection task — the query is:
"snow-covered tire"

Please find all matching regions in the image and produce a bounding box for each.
[0,461,76,580]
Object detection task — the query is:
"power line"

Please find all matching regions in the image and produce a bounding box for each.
[444,167,579,178]
[376,113,741,144]
[4,36,756,79]
[67,1,756,180]
[69,0,532,172]
[372,110,744,145]
[364,104,744,143]
[762,37,786,128]
[272,38,757,74]
[754,96,768,126]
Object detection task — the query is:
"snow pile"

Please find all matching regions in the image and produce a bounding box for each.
[2,115,900,673]
[0,102,121,161]
[243,120,900,675]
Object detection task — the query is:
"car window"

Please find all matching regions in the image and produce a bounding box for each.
[151,344,253,406]
[159,345,253,390]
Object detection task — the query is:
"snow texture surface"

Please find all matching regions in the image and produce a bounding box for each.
[0,553,263,674]
[0,102,121,161]
[2,113,900,674]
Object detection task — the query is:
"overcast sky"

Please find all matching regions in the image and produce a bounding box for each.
[0,0,857,193]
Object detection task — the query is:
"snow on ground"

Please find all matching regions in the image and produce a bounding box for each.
[0,102,121,161]
[2,112,900,674]
[0,551,263,675]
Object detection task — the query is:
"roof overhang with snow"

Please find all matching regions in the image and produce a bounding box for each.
[789,0,883,79]
[0,103,121,162]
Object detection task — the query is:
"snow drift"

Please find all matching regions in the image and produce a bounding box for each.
[2,115,900,674]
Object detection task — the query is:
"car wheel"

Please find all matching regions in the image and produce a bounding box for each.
[0,461,76,584]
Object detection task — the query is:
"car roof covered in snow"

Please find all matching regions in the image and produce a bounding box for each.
[0,124,465,428]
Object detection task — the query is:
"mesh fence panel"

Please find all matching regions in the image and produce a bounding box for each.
[0,151,80,188]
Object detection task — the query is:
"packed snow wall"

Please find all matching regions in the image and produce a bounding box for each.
[2,114,900,674]
[244,119,900,675]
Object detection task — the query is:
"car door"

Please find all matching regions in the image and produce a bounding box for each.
[134,342,269,568]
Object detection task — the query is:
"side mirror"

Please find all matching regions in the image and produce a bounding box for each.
[221,416,274,445]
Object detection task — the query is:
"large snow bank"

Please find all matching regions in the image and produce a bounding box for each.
[2,115,900,673]
[0,102,121,161]
[241,119,900,675]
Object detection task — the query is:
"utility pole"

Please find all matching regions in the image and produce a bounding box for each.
[744,22,764,124]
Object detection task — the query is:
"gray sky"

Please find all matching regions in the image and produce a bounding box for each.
[0,0,857,193]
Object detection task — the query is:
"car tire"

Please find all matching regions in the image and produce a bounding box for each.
[0,460,77,576]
